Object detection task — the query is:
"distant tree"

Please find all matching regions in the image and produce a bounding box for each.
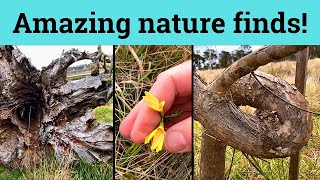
[193,50,205,70]
[203,49,217,60]
[309,46,320,59]
[219,51,233,68]
[240,45,252,53]
[231,45,252,62]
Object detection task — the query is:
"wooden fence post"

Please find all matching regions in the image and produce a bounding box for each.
[289,47,309,180]
[200,130,226,180]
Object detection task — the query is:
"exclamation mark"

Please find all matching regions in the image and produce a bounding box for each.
[302,13,307,33]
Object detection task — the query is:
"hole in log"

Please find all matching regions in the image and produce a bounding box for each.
[16,102,41,126]
[11,82,44,129]
[67,58,110,81]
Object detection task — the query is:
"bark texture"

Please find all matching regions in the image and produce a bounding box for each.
[289,47,309,180]
[194,46,312,159]
[0,46,113,168]
[200,132,226,180]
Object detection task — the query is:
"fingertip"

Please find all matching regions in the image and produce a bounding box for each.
[130,130,147,144]
[119,121,131,138]
[119,101,143,138]
[164,117,192,153]
[130,104,162,144]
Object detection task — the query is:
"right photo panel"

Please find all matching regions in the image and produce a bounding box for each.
[193,46,319,179]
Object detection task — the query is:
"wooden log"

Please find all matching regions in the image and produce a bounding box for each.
[0,46,113,168]
[195,46,312,180]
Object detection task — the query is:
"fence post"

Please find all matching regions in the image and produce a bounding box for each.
[200,130,226,180]
[289,47,309,180]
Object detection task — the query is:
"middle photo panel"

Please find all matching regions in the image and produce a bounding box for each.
[114,45,192,179]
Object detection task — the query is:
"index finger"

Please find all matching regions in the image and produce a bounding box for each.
[130,60,192,144]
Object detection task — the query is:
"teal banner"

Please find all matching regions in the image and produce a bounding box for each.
[0,0,318,44]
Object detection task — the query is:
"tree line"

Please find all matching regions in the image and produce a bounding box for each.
[193,45,252,70]
[194,45,320,70]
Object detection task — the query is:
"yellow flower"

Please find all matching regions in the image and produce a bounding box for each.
[145,122,165,152]
[143,91,165,117]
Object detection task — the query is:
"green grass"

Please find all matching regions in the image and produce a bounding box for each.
[94,98,113,123]
[72,159,113,180]
[0,166,23,180]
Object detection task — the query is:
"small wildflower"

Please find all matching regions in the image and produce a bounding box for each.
[143,91,165,117]
[144,121,165,152]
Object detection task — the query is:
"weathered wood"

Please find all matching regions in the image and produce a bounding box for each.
[289,47,309,180]
[200,131,226,180]
[195,46,312,163]
[0,46,113,168]
[210,46,307,92]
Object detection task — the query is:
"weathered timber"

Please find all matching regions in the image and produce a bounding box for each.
[289,47,309,180]
[0,46,113,168]
[195,46,312,180]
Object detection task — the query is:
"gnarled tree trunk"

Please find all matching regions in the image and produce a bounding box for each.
[0,46,113,168]
[194,46,312,179]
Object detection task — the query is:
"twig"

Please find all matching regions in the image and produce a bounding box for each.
[128,46,144,75]
[243,153,270,180]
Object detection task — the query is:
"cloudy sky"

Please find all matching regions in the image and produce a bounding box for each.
[17,46,113,69]
[194,45,263,55]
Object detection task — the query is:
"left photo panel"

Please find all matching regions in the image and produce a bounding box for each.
[0,45,114,179]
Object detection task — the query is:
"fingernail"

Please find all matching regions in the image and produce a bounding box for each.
[164,131,187,152]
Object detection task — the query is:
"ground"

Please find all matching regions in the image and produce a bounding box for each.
[195,58,320,179]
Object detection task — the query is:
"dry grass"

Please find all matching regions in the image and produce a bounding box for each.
[23,156,72,180]
[115,46,192,179]
[195,58,320,179]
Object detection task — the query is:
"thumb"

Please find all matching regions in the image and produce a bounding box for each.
[164,117,192,153]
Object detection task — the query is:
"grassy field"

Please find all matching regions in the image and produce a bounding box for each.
[0,97,113,180]
[195,58,320,179]
[115,46,192,179]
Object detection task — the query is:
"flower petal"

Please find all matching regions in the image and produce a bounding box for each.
[151,128,165,151]
[151,129,161,150]
[145,101,161,112]
[143,92,161,112]
[144,129,157,144]
[159,101,165,116]
[156,134,164,152]
[160,101,165,108]
[145,91,159,102]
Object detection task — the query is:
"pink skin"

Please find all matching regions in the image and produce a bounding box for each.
[119,61,192,153]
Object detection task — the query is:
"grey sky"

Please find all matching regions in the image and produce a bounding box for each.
[17,46,113,69]
[194,45,263,55]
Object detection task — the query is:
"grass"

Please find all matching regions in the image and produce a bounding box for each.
[115,45,192,179]
[0,166,23,180]
[94,98,113,123]
[0,95,113,180]
[195,58,320,179]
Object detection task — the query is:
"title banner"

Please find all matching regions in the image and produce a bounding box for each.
[0,0,319,45]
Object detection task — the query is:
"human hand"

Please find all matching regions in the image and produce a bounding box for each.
[119,60,192,153]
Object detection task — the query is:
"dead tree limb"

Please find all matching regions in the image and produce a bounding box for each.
[194,46,312,179]
[0,46,113,168]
